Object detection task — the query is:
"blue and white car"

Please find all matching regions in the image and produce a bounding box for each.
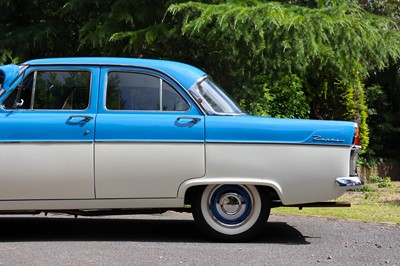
[0,58,363,241]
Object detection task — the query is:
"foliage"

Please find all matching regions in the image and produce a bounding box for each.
[359,184,375,193]
[358,0,400,163]
[378,177,392,188]
[358,0,400,22]
[168,1,400,76]
[370,175,392,188]
[308,73,369,149]
[167,0,400,146]
[0,0,83,60]
[0,50,19,65]
[364,69,400,162]
[0,0,174,60]
[241,74,310,118]
[370,175,383,183]
[61,0,175,58]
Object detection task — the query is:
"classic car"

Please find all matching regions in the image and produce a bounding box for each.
[0,58,363,241]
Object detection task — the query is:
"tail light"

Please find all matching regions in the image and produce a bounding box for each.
[350,124,362,177]
[353,125,360,146]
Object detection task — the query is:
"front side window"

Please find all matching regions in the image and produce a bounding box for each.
[2,70,91,110]
[106,71,189,111]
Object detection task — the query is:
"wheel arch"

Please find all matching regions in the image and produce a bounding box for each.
[179,178,283,205]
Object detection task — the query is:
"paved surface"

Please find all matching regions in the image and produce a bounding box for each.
[0,211,398,265]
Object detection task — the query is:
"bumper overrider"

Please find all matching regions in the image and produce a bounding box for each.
[335,176,364,188]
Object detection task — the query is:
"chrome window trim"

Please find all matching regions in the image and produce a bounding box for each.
[189,76,245,116]
[159,78,163,111]
[30,71,38,110]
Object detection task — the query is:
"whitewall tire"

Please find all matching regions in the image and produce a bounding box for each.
[192,184,270,241]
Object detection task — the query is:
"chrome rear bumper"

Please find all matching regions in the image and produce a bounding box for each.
[336,176,364,188]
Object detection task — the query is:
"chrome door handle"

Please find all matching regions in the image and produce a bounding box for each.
[177,116,201,124]
[69,115,93,122]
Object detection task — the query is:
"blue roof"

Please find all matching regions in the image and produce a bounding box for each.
[23,57,206,89]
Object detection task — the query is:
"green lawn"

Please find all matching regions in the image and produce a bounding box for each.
[272,181,400,224]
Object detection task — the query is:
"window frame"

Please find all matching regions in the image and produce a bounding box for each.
[104,70,191,113]
[1,68,93,112]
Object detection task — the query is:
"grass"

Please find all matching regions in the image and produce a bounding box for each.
[272,181,400,224]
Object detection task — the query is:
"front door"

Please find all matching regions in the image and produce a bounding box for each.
[0,66,99,200]
[95,67,205,198]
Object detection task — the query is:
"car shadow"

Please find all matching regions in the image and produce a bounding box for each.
[0,215,310,244]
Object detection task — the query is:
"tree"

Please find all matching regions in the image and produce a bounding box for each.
[0,0,84,60]
[353,0,400,163]
[166,0,400,148]
[0,49,18,65]
[61,0,177,58]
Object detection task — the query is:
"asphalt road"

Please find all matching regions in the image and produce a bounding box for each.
[0,211,398,266]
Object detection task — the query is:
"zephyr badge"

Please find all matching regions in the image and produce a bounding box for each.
[313,135,345,143]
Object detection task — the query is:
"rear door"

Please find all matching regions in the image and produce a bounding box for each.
[95,67,205,198]
[0,66,99,200]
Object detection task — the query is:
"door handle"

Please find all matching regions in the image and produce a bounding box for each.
[69,115,93,122]
[177,116,201,124]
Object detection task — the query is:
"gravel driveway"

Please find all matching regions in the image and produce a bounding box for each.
[0,212,398,265]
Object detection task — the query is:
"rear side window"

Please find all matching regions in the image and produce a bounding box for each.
[2,70,91,110]
[106,71,189,111]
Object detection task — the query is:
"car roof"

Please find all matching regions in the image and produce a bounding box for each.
[22,57,206,89]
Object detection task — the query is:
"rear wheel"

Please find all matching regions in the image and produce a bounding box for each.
[192,184,270,242]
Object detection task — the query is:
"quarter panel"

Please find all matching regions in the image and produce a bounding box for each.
[205,116,356,145]
[205,143,350,205]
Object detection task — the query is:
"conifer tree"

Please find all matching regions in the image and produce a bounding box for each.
[167,0,400,149]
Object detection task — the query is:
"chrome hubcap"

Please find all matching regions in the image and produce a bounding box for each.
[216,192,247,220]
[209,185,253,226]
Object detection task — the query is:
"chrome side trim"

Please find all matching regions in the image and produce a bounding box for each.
[350,145,361,177]
[335,177,364,188]
[351,145,362,152]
